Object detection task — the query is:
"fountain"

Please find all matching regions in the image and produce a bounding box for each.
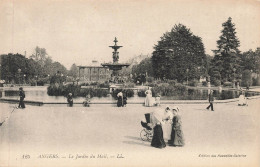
[101,37,130,83]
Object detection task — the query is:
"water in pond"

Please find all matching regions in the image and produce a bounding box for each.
[1,86,259,102]
[167,89,260,100]
[0,86,144,103]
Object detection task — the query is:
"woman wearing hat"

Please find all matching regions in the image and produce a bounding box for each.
[67,93,73,107]
[18,87,26,109]
[168,106,185,147]
[150,107,172,148]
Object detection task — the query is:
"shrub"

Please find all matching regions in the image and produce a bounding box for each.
[154,79,163,85]
[47,84,109,97]
[112,89,134,98]
[5,90,19,96]
[188,80,198,87]
[124,83,135,88]
[213,80,221,87]
[146,77,154,83]
[80,83,89,86]
[202,81,207,86]
[98,82,110,88]
[90,82,98,86]
[145,82,158,87]
[167,80,177,86]
[137,89,146,97]
[125,89,134,97]
[252,76,260,86]
[241,70,252,87]
[28,78,37,86]
[140,83,187,97]
[47,85,66,96]
[223,82,232,87]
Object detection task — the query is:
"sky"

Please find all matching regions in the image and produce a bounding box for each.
[0,0,260,69]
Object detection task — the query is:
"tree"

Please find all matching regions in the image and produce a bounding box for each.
[0,53,42,83]
[68,64,79,79]
[0,52,68,85]
[132,57,154,77]
[241,70,252,87]
[151,24,207,82]
[255,48,260,74]
[49,62,68,76]
[211,17,241,82]
[240,48,260,74]
[30,46,48,67]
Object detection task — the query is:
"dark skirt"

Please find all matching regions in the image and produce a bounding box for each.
[169,128,185,146]
[151,125,166,148]
[117,97,123,107]
[67,99,73,107]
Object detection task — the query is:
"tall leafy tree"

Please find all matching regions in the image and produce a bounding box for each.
[0,53,68,84]
[132,57,154,77]
[68,63,79,79]
[240,48,260,74]
[152,24,207,82]
[30,46,48,67]
[211,17,241,82]
[0,53,42,83]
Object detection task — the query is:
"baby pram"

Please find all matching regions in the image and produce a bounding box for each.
[140,113,153,141]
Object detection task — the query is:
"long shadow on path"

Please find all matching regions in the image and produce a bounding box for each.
[123,136,151,147]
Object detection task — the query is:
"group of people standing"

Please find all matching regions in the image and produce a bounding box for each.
[66,93,91,107]
[148,106,185,148]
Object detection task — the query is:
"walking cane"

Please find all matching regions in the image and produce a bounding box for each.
[0,97,19,127]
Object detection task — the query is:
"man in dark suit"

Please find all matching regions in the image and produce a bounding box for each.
[206,90,214,111]
[18,87,26,109]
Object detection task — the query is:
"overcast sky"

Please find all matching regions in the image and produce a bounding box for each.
[0,0,260,69]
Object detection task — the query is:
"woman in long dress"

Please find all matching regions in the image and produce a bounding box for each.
[145,87,154,107]
[150,107,171,148]
[117,91,123,107]
[67,93,73,107]
[169,107,185,147]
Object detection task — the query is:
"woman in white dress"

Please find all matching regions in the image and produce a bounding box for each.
[145,87,154,107]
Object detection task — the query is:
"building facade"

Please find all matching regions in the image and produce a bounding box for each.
[78,65,111,82]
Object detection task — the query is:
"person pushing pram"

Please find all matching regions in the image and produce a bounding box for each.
[140,106,173,141]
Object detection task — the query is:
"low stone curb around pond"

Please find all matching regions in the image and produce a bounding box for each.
[1,95,259,106]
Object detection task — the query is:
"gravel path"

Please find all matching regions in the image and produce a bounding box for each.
[0,98,259,167]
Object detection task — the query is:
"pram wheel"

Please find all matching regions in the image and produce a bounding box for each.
[140,129,153,141]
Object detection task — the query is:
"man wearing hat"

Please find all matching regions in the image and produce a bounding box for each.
[206,90,214,111]
[18,87,26,109]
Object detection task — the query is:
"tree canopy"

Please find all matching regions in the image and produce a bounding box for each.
[0,52,68,84]
[210,17,241,83]
[151,24,207,82]
[132,57,154,77]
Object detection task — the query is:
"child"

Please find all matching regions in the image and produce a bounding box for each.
[238,91,248,106]
[83,94,91,107]
[155,93,161,106]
